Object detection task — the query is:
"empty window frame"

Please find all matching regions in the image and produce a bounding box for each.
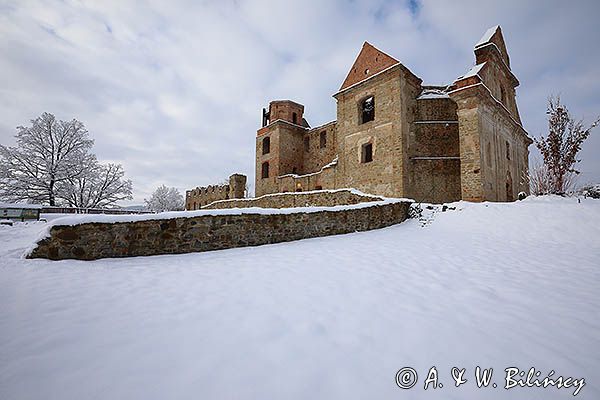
[262,136,270,155]
[360,96,375,124]
[320,131,327,148]
[361,143,373,163]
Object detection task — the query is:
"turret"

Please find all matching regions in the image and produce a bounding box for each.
[228,174,246,199]
[262,100,305,127]
[256,100,308,196]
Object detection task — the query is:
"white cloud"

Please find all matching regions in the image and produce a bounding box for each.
[1,0,599,204]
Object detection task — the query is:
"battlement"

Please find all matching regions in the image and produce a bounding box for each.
[185,174,247,210]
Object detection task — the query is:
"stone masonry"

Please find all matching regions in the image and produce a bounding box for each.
[203,189,383,209]
[185,173,246,210]
[255,26,532,203]
[28,199,411,261]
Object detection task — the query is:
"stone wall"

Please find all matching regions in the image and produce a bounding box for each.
[204,189,383,209]
[334,64,422,198]
[254,27,531,204]
[185,174,246,210]
[408,96,462,203]
[450,84,530,201]
[277,160,338,193]
[255,121,307,196]
[302,121,337,174]
[28,200,412,261]
[256,119,338,197]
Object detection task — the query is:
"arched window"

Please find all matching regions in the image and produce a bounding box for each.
[261,161,269,179]
[292,112,298,124]
[262,136,270,155]
[304,136,310,152]
[360,96,375,124]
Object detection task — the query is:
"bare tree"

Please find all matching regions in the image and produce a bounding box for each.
[0,112,134,208]
[529,158,579,196]
[533,96,599,194]
[57,160,133,208]
[0,112,93,205]
[145,185,184,212]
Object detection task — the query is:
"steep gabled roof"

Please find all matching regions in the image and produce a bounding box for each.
[339,42,399,91]
[474,25,510,68]
[475,25,500,48]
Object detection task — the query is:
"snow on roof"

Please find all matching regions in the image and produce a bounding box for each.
[0,203,43,209]
[475,25,500,48]
[455,62,486,81]
[417,89,450,100]
[333,62,401,96]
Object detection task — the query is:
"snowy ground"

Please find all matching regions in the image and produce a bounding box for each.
[1,196,599,399]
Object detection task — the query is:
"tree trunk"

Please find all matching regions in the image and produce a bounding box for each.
[49,179,55,206]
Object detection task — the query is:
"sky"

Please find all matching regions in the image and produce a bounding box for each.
[1,0,599,205]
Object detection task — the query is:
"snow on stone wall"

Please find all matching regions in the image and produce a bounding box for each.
[203,188,383,210]
[27,199,412,260]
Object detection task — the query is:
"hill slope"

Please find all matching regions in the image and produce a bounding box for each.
[0,196,599,399]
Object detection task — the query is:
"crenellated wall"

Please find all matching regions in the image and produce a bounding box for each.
[186,174,246,210]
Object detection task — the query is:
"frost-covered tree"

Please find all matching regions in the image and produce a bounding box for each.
[533,97,599,194]
[0,112,134,207]
[0,112,93,205]
[57,160,133,208]
[145,185,183,212]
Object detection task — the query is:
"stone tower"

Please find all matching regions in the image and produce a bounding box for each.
[228,174,247,199]
[255,100,307,196]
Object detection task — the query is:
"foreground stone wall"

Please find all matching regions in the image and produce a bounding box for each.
[204,189,381,209]
[28,200,411,261]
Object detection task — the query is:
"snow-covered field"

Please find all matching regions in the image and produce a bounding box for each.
[1,196,599,399]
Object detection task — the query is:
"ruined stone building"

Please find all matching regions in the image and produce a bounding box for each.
[255,26,532,203]
[185,174,246,210]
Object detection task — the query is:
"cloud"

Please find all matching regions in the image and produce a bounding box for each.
[1,0,599,203]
